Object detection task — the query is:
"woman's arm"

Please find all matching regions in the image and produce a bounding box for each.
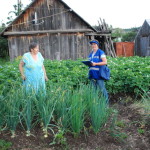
[42,65,48,81]
[19,61,26,80]
[92,57,107,66]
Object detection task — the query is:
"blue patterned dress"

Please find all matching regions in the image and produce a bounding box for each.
[22,52,45,93]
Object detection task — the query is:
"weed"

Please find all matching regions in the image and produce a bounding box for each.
[137,128,145,134]
[0,139,12,150]
[116,120,126,128]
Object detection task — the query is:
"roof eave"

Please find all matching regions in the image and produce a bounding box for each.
[0,0,37,36]
[1,0,97,36]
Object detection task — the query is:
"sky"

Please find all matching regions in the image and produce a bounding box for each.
[0,0,150,29]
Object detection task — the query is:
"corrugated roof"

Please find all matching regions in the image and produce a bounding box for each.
[1,0,97,36]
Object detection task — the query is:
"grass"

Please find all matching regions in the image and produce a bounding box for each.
[132,90,150,128]
[109,109,128,143]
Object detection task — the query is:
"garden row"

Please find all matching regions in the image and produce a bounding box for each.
[0,84,109,138]
[0,56,150,95]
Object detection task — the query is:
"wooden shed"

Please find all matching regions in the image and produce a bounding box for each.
[135,19,150,56]
[1,0,115,60]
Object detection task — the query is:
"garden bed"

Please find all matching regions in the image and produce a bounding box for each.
[0,57,149,150]
[0,100,150,150]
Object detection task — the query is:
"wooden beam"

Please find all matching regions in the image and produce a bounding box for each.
[4,29,93,36]
[85,33,111,36]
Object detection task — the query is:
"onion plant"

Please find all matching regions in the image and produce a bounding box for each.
[5,88,22,138]
[21,91,36,137]
[54,85,71,130]
[84,85,110,133]
[90,91,109,133]
[69,89,85,136]
[0,95,5,132]
[35,89,57,138]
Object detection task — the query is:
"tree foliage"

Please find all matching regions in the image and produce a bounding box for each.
[122,31,137,42]
[112,27,139,42]
[7,0,24,24]
[0,23,9,58]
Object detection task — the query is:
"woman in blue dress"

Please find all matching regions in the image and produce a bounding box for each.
[19,42,48,94]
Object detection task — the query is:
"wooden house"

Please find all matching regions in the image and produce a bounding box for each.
[1,0,115,60]
[135,19,150,56]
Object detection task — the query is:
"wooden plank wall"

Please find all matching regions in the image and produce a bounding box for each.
[6,0,94,60]
[9,0,90,32]
[135,21,150,56]
[134,36,141,56]
[8,33,91,60]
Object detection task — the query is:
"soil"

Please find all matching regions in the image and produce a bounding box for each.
[0,96,150,150]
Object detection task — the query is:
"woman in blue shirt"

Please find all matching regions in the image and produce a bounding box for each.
[88,39,108,103]
[19,42,48,94]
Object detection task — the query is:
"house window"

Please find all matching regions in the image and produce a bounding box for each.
[32,12,38,24]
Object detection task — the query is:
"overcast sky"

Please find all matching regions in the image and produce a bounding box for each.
[0,0,149,28]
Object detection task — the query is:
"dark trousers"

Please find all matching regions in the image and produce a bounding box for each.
[90,79,109,104]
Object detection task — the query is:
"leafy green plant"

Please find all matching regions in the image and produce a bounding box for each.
[0,139,12,150]
[0,57,150,96]
[137,128,145,134]
[116,120,126,128]
[50,128,67,146]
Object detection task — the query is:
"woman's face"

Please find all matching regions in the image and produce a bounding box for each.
[31,45,39,54]
[91,43,98,51]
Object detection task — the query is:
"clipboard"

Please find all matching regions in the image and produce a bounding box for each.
[82,61,92,67]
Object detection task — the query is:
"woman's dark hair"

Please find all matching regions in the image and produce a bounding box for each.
[29,42,38,52]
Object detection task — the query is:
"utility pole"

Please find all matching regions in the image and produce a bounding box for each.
[17,0,19,16]
[17,0,22,16]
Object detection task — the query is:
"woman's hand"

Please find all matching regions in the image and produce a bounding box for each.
[91,62,97,66]
[21,74,26,81]
[45,76,49,81]
[19,61,25,80]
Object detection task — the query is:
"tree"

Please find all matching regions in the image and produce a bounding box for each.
[112,27,139,42]
[122,27,139,42]
[7,0,24,24]
[0,23,9,58]
[122,31,137,42]
[112,28,124,42]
